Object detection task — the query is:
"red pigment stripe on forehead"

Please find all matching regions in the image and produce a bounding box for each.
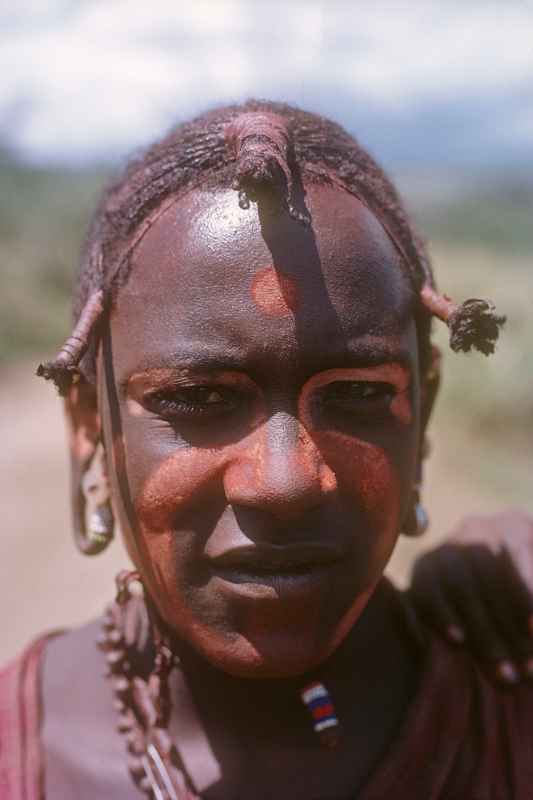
[250,266,299,318]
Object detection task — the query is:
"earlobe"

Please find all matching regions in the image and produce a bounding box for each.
[64,379,100,466]
[64,379,114,555]
[401,346,440,539]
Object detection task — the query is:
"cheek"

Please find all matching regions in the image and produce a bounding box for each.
[125,446,227,620]
[297,368,418,542]
[133,446,226,533]
[312,430,401,539]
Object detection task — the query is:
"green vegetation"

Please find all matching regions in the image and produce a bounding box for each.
[412,177,533,257]
[1,162,532,460]
[0,163,108,361]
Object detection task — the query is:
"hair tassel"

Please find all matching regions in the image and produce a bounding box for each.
[420,285,505,356]
[37,288,105,395]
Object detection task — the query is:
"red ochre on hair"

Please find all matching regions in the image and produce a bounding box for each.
[37,102,505,397]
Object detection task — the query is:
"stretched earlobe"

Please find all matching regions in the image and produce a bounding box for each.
[402,481,429,538]
[80,442,115,553]
[64,380,114,555]
[401,346,440,539]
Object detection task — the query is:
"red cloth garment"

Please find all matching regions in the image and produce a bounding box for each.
[1,623,533,798]
[0,635,57,800]
[361,636,533,799]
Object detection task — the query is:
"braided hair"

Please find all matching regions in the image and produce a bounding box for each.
[37,100,504,395]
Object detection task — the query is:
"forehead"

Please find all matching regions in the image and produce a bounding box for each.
[111,183,415,372]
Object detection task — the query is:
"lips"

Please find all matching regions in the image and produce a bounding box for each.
[206,542,344,578]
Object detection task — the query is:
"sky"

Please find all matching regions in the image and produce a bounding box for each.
[1,0,532,169]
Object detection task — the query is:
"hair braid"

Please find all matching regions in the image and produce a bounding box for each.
[38,100,504,395]
[225,110,309,224]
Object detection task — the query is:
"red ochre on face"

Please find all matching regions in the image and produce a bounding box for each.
[250,266,299,317]
[103,184,421,678]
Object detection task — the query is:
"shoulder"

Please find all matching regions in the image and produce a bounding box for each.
[367,587,533,798]
[405,593,533,761]
[0,619,125,799]
[0,632,62,799]
[430,633,533,794]
[396,617,533,797]
[41,618,135,797]
[40,617,114,751]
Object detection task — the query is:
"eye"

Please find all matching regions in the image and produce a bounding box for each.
[143,385,244,422]
[320,381,395,416]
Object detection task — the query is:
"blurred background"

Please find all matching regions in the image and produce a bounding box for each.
[1,0,532,662]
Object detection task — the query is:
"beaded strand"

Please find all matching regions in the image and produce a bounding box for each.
[301,681,341,748]
[97,571,199,800]
[98,571,342,797]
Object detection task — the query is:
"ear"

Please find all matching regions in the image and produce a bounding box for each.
[401,346,441,538]
[64,378,107,554]
[420,345,441,445]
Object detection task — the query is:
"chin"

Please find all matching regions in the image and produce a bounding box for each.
[191,629,331,679]
[183,588,377,679]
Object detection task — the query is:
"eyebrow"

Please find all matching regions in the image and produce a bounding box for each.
[121,338,414,390]
[121,347,249,386]
[329,339,413,370]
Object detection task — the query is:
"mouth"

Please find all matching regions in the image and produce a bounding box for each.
[206,543,344,583]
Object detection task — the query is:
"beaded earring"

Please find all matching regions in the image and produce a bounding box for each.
[99,571,196,799]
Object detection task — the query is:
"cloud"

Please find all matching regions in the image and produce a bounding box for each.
[1,0,532,166]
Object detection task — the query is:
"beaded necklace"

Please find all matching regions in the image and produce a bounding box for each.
[98,571,340,799]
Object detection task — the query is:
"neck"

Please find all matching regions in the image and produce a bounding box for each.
[165,580,422,742]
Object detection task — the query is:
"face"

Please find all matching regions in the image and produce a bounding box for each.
[95,183,421,678]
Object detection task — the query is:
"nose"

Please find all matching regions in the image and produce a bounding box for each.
[223,412,336,521]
